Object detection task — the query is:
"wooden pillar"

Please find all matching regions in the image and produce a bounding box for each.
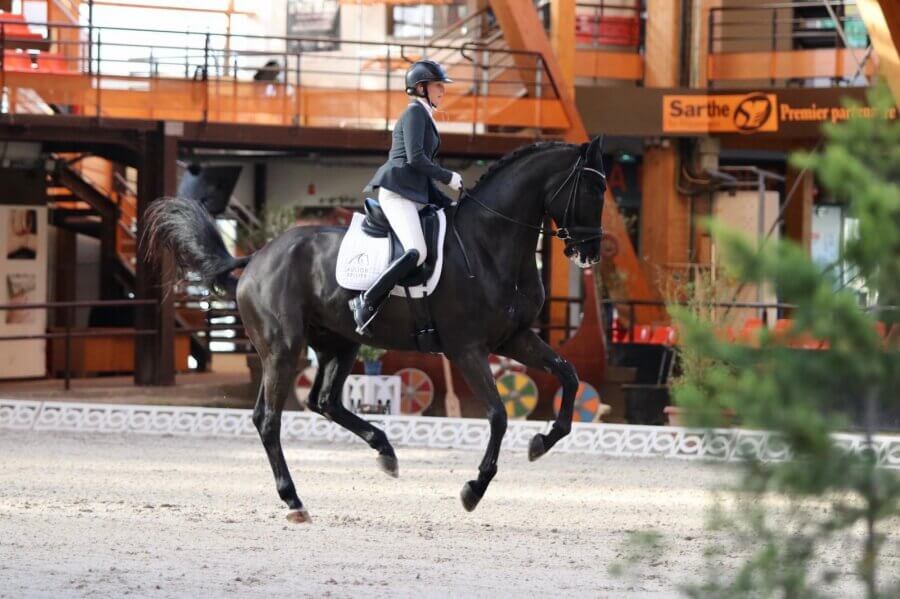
[54,227,77,328]
[636,0,686,318]
[644,0,681,88]
[784,166,814,253]
[550,0,576,96]
[253,162,267,216]
[99,211,118,299]
[639,144,691,310]
[135,122,178,386]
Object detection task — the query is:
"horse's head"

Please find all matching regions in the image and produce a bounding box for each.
[545,136,606,269]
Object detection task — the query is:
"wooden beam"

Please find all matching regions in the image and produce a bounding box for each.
[574,50,643,81]
[489,0,662,319]
[90,1,255,15]
[858,0,900,103]
[708,49,878,83]
[550,0,576,95]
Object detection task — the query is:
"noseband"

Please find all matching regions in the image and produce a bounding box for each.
[462,155,605,246]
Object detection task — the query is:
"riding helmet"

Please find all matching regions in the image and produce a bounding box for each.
[405,59,453,96]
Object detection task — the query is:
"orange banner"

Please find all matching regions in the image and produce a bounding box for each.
[662,93,779,134]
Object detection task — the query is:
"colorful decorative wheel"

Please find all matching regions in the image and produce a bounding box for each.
[488,355,526,379]
[496,372,539,419]
[396,367,434,415]
[294,366,318,407]
[553,382,602,423]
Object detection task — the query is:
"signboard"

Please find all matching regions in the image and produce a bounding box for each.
[662,93,779,134]
[578,86,897,139]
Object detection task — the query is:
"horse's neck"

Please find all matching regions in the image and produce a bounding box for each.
[466,148,571,229]
[456,146,572,272]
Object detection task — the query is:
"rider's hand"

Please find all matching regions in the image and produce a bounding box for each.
[449,172,463,191]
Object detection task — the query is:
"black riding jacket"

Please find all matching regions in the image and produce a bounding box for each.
[364,101,454,208]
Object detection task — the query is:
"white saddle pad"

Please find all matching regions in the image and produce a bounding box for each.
[335,210,447,299]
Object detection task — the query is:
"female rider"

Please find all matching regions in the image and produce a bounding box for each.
[349,59,463,334]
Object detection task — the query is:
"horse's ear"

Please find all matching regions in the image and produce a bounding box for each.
[585,135,604,170]
[578,141,590,159]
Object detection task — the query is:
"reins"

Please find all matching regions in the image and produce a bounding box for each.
[449,153,605,279]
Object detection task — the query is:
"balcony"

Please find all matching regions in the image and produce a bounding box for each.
[707,1,876,88]
[537,0,644,84]
[0,20,570,136]
[574,1,644,83]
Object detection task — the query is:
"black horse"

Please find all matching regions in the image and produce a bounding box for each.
[143,137,606,523]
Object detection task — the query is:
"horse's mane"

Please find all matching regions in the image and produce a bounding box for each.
[472,141,572,190]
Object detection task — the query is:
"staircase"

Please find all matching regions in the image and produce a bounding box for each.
[426,8,550,131]
[47,154,259,368]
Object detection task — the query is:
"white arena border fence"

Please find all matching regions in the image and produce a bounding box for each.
[2,399,899,468]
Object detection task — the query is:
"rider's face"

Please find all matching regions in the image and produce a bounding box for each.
[424,82,445,107]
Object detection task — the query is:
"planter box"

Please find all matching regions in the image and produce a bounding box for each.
[49,328,190,376]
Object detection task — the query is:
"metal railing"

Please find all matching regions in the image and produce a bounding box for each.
[0,299,157,390]
[543,296,584,343]
[708,1,868,54]
[0,20,564,133]
[574,2,644,51]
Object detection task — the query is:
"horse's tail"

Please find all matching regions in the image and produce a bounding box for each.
[141,197,253,298]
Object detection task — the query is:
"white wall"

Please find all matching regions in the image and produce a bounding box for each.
[0,206,48,378]
[264,156,486,210]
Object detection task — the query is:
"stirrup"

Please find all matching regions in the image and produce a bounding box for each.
[349,295,383,336]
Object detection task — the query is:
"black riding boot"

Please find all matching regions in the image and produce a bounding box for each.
[349,249,420,335]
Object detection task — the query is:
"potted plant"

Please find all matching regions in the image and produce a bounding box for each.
[357,344,387,375]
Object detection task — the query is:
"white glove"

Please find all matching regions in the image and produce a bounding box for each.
[449,172,463,191]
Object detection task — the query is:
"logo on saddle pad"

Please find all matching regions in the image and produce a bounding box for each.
[335,211,447,299]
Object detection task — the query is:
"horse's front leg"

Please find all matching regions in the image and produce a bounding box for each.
[449,349,507,512]
[496,329,579,461]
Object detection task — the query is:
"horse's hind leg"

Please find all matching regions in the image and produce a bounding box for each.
[495,329,578,461]
[312,341,399,477]
[253,349,310,523]
[449,349,507,512]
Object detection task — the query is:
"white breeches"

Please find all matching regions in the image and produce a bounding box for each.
[378,187,427,266]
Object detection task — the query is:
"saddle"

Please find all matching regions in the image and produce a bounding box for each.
[361,198,441,288]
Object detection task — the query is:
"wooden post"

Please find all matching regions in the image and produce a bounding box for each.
[784,166,814,254]
[135,123,177,386]
[54,227,77,328]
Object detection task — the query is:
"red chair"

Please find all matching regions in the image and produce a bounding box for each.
[633,324,652,343]
[715,326,737,343]
[739,318,764,345]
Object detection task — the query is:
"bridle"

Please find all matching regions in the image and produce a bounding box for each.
[461,154,605,249]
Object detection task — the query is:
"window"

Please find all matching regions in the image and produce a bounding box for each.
[388,3,468,40]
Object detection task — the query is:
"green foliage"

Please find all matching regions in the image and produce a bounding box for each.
[244,204,299,250]
[668,82,900,596]
[357,344,387,363]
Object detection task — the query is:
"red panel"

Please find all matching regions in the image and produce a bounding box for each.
[575,15,640,47]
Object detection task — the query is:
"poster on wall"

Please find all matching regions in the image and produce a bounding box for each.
[0,205,48,379]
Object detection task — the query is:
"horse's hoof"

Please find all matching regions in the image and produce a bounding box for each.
[286,509,312,524]
[528,434,547,462]
[460,481,482,512]
[377,453,399,478]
